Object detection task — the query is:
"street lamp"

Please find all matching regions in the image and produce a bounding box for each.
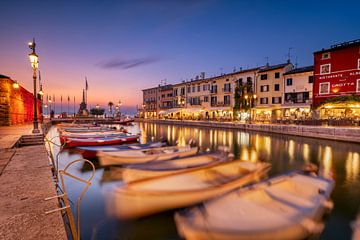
[13,80,20,89]
[28,38,40,133]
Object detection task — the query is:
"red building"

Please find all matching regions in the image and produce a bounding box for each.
[313,39,360,119]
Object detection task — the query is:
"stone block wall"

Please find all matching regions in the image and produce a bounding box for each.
[0,76,40,126]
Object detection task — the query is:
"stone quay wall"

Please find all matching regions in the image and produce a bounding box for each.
[138,119,360,143]
[0,76,40,126]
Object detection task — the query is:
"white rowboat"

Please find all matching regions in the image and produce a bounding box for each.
[98,145,199,166]
[111,154,227,183]
[175,172,334,240]
[107,160,270,219]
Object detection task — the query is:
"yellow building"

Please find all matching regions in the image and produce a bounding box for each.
[253,63,293,122]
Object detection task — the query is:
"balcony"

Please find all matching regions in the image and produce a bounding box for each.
[283,99,312,105]
[211,101,230,107]
[210,89,218,94]
[160,105,173,109]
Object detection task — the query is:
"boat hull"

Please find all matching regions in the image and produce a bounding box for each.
[107,161,270,219]
[98,146,198,166]
[174,173,334,240]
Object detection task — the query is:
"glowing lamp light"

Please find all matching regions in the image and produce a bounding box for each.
[244,95,248,99]
[13,82,19,89]
[28,52,39,69]
[39,90,44,95]
[253,94,257,99]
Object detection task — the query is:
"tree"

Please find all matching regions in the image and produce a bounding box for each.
[108,101,114,116]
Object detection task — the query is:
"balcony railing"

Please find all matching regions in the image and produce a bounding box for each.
[283,99,312,105]
[210,89,218,94]
[211,102,230,107]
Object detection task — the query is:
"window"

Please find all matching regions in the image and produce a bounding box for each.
[357,79,360,93]
[320,64,331,74]
[224,95,230,105]
[358,59,360,69]
[211,96,217,105]
[224,83,231,92]
[286,78,293,86]
[203,85,207,91]
[204,96,209,102]
[197,85,201,92]
[274,72,280,78]
[260,74,268,80]
[260,97,268,104]
[308,76,314,83]
[173,89,178,96]
[187,87,191,93]
[211,85,217,93]
[274,84,280,91]
[192,86,195,92]
[322,52,330,60]
[319,82,330,94]
[272,97,282,104]
[181,87,185,95]
[260,85,269,92]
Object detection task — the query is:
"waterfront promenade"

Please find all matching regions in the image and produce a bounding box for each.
[0,124,67,239]
[138,119,360,143]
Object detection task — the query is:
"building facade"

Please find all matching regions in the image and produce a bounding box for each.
[142,86,159,118]
[253,63,293,122]
[313,39,360,119]
[282,66,314,120]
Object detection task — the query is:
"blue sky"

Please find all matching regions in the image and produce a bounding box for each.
[0,0,359,113]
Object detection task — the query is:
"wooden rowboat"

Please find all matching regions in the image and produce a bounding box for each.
[113,154,227,183]
[98,145,199,166]
[60,132,127,144]
[65,135,139,148]
[175,172,334,240]
[106,160,270,219]
[77,142,168,159]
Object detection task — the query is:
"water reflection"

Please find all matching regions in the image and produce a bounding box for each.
[47,122,360,240]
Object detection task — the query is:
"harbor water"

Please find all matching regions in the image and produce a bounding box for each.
[47,122,360,240]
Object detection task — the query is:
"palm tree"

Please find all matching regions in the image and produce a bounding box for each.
[108,101,114,116]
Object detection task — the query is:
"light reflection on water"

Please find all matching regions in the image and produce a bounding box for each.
[47,122,360,240]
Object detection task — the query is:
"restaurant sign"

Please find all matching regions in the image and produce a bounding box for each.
[318,70,360,94]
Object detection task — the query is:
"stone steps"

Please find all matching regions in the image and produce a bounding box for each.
[19,134,44,146]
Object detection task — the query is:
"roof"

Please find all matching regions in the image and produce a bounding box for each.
[257,63,292,73]
[186,66,262,85]
[314,39,360,54]
[283,66,313,75]
[0,74,10,79]
[142,86,159,91]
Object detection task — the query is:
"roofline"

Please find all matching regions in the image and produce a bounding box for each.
[313,39,360,54]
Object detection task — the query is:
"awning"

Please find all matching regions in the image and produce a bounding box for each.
[208,107,232,111]
[159,109,181,115]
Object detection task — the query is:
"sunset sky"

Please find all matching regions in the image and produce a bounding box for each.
[1,0,359,113]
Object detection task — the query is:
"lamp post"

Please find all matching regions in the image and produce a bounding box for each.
[28,38,40,133]
[117,100,122,118]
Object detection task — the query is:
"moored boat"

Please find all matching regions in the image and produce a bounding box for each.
[60,131,127,144]
[174,172,334,240]
[106,160,270,219]
[77,142,168,159]
[65,135,139,148]
[98,145,199,166]
[117,154,227,183]
[353,210,360,240]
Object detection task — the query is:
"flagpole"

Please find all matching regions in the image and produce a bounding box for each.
[53,95,56,117]
[67,96,70,116]
[73,96,76,117]
[60,95,63,115]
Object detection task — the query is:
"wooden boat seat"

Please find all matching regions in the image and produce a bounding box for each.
[264,188,316,210]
